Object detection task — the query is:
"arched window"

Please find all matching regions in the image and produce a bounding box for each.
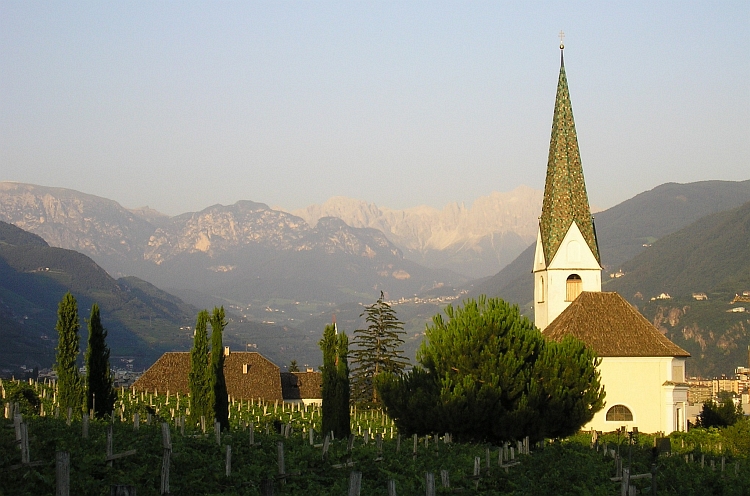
[606,405,633,422]
[538,276,545,303]
[566,274,582,301]
[567,240,581,262]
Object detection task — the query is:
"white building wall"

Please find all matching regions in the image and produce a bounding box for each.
[533,222,602,330]
[587,357,688,434]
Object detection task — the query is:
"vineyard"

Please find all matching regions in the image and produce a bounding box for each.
[2,378,750,495]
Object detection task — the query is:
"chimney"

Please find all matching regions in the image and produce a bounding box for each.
[224,346,230,357]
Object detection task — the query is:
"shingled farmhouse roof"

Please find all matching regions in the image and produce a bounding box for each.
[132,351,321,401]
[542,292,690,357]
[539,49,600,266]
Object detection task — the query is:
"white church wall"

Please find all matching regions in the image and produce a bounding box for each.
[588,356,680,434]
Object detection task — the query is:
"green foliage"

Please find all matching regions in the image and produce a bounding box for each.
[289,360,300,372]
[351,291,409,404]
[54,292,84,415]
[698,397,743,428]
[320,323,350,439]
[4,381,41,416]
[188,309,212,427]
[210,306,229,431]
[84,303,117,418]
[379,296,604,444]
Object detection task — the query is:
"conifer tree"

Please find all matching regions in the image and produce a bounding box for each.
[320,323,350,438]
[54,292,84,415]
[189,310,212,426]
[85,303,116,419]
[210,306,229,431]
[350,291,408,404]
[377,296,604,443]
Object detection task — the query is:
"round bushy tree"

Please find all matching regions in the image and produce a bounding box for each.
[378,296,604,443]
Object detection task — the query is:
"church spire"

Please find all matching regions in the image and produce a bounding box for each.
[538,46,600,265]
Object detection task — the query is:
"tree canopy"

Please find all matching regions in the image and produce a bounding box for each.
[210,306,229,431]
[320,323,350,439]
[54,292,84,415]
[377,296,605,443]
[350,291,408,404]
[189,309,212,427]
[85,303,116,419]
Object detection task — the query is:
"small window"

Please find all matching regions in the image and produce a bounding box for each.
[538,276,545,303]
[566,274,582,301]
[243,364,250,374]
[606,405,633,421]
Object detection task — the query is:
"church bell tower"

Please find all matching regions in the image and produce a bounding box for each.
[533,42,602,330]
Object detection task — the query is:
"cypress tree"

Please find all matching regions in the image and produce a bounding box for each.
[351,291,408,404]
[210,306,229,431]
[54,292,84,415]
[335,330,351,438]
[189,310,211,426]
[85,303,116,419]
[320,323,350,438]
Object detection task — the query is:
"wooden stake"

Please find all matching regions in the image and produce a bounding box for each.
[56,451,70,496]
[348,471,362,496]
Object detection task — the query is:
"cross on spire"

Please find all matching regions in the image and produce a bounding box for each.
[559,30,565,49]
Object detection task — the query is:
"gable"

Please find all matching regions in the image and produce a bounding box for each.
[547,221,601,270]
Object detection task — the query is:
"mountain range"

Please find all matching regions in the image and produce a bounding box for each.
[1,179,750,377]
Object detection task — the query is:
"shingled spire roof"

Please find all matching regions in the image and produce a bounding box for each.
[539,48,600,265]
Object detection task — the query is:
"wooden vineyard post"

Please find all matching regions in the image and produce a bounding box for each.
[133,413,139,431]
[160,448,170,494]
[110,486,136,495]
[260,478,274,496]
[376,433,383,461]
[440,470,450,488]
[20,421,29,464]
[425,472,436,496]
[387,479,397,496]
[277,441,286,485]
[396,434,401,453]
[215,421,221,446]
[249,422,255,446]
[348,471,362,496]
[321,434,330,460]
[412,434,418,459]
[107,425,114,467]
[82,414,89,439]
[620,467,630,496]
[473,456,481,490]
[66,407,72,426]
[56,451,70,496]
[225,445,231,477]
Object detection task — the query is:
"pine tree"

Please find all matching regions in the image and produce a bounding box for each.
[54,292,84,415]
[378,296,604,443]
[85,303,116,419]
[320,323,350,439]
[210,306,229,431]
[189,310,212,426]
[350,291,408,404]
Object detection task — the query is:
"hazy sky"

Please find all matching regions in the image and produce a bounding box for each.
[1,2,748,216]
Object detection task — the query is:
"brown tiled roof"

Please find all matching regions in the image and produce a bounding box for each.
[542,292,690,357]
[131,351,319,401]
[280,372,322,400]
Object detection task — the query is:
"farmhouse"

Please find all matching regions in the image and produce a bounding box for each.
[132,350,322,405]
[533,45,690,434]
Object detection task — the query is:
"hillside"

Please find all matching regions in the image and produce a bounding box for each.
[0,183,467,310]
[606,201,750,377]
[470,180,750,314]
[0,221,196,372]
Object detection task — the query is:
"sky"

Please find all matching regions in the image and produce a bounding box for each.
[1,2,748,216]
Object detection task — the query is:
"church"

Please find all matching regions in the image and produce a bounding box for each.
[533,43,690,434]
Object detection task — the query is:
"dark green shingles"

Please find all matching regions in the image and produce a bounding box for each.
[539,56,600,265]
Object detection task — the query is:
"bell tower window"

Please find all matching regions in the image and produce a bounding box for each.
[566,274,582,301]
